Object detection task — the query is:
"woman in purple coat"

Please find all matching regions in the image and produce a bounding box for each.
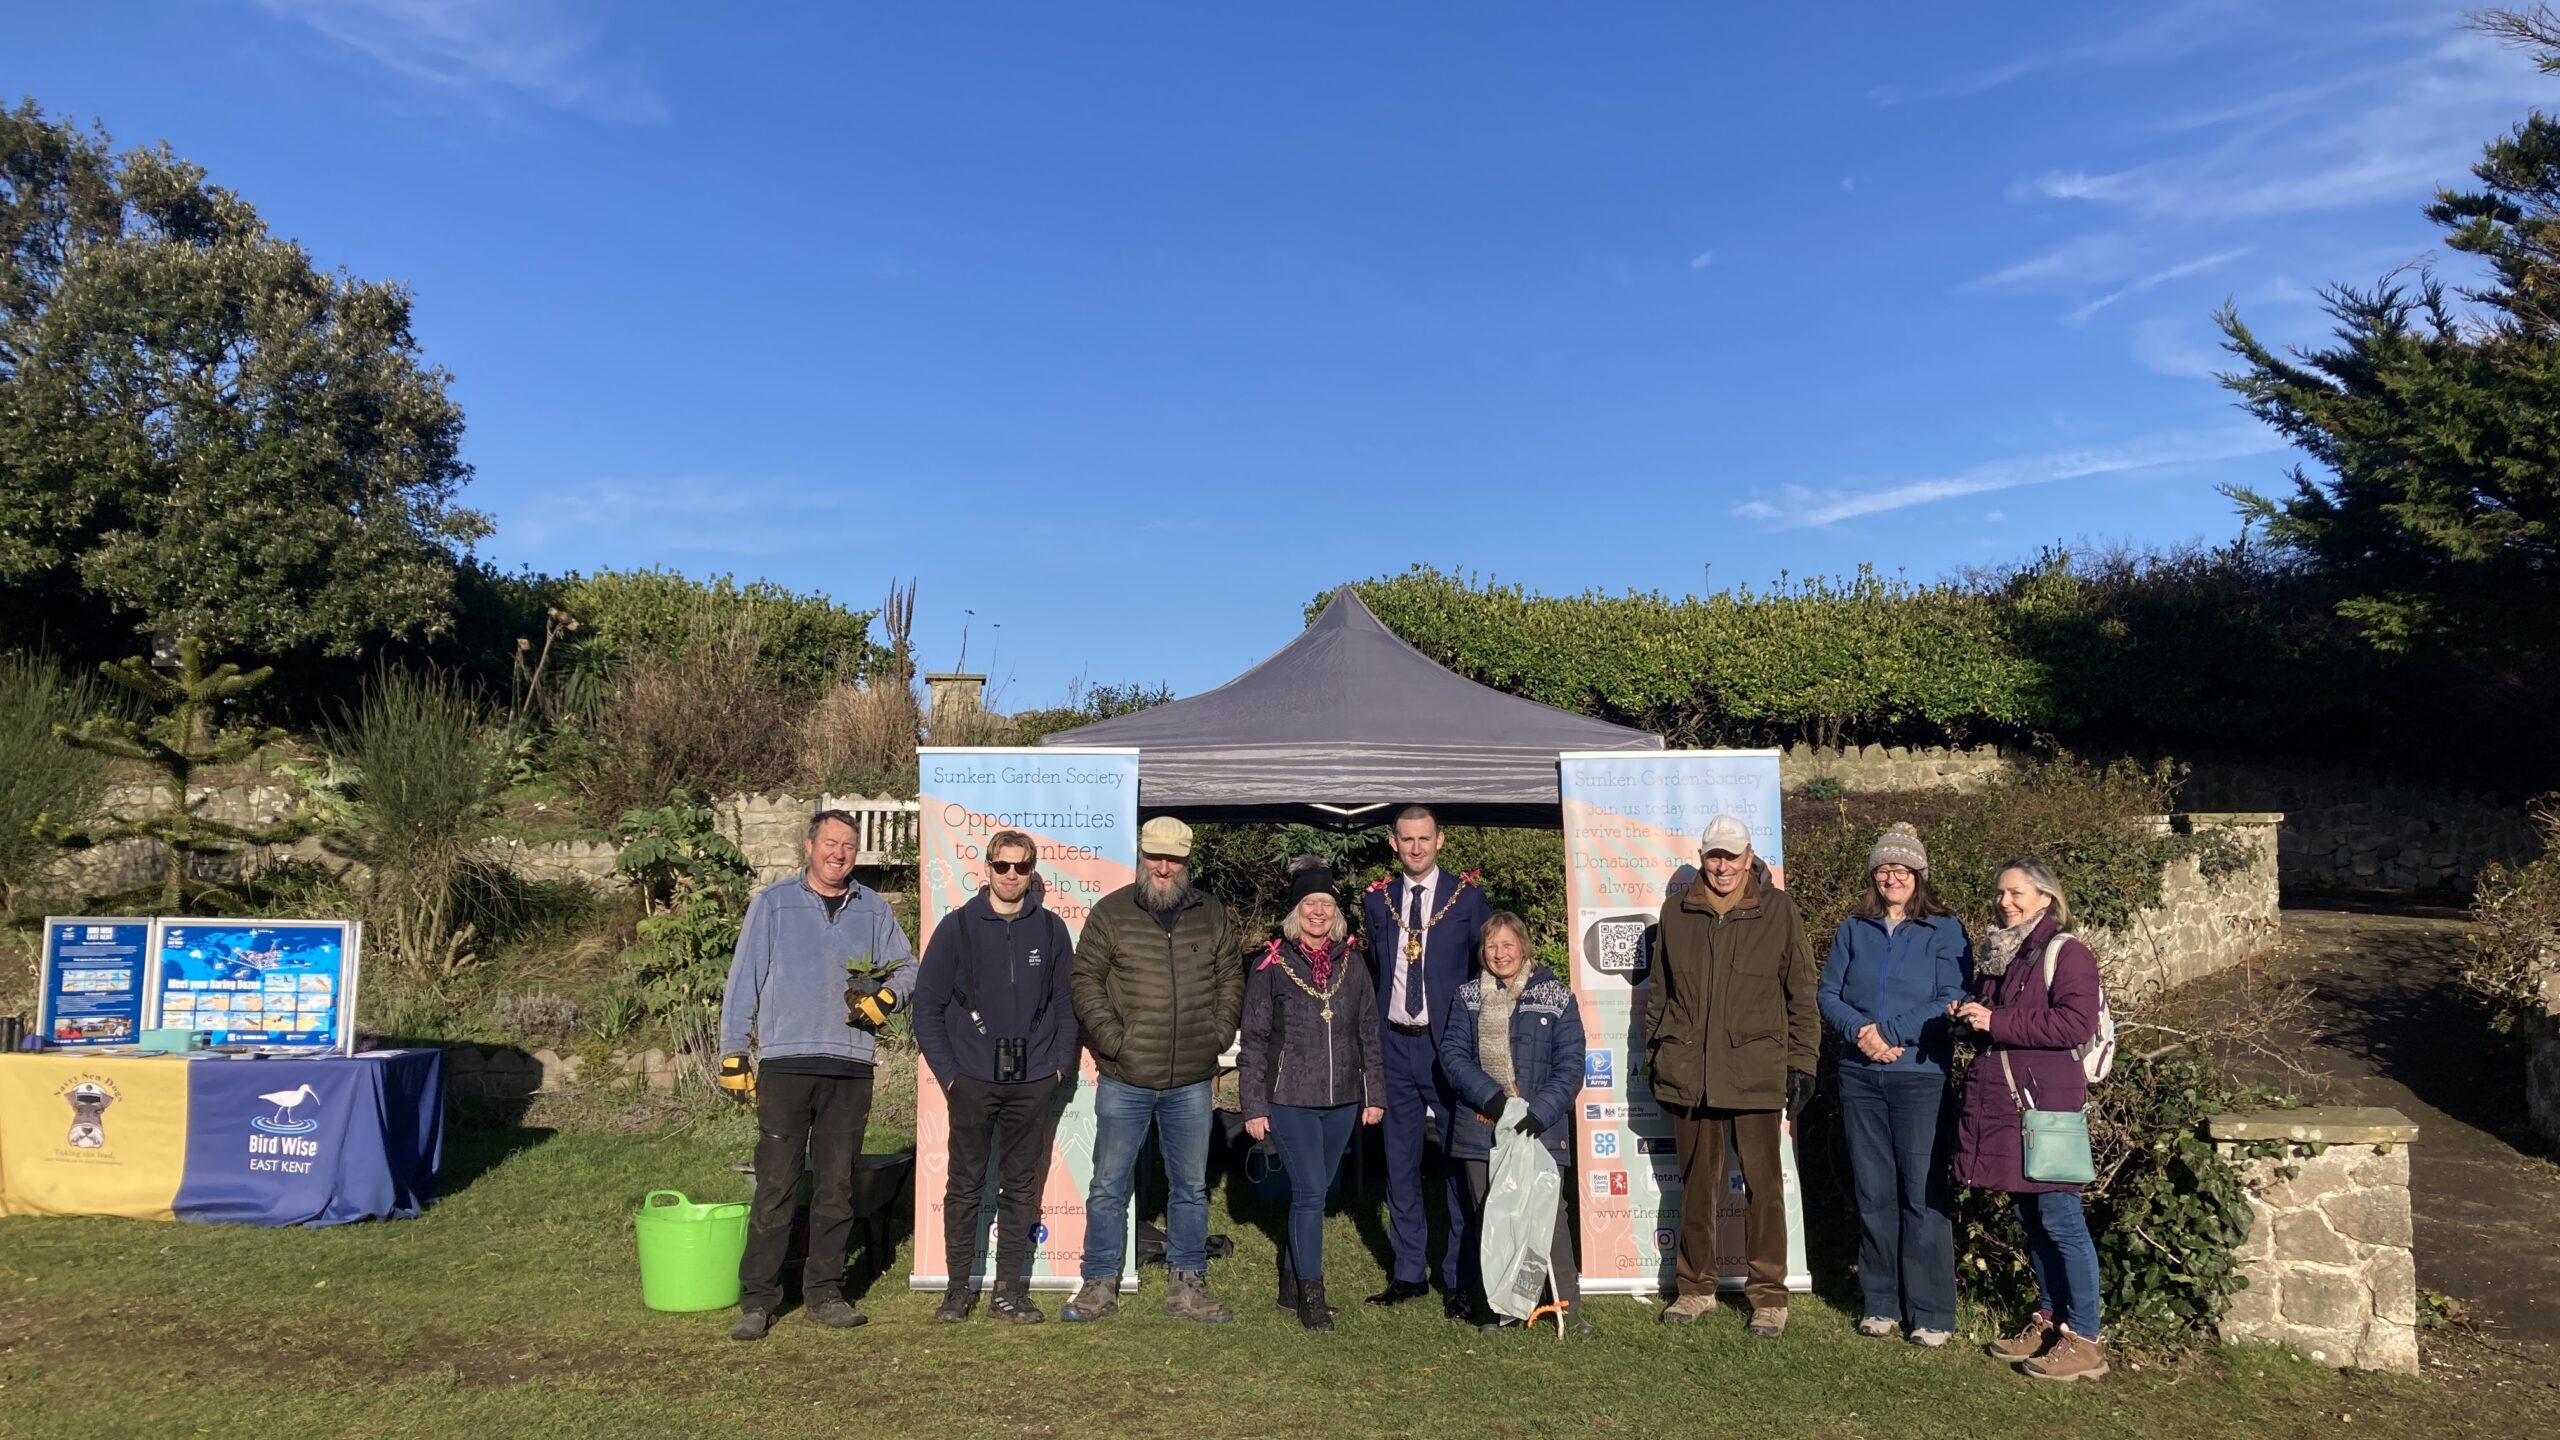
[1950,858,2108,1384]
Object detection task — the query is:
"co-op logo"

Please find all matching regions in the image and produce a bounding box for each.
[251,1083,321,1135]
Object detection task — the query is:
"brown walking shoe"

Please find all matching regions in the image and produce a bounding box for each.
[1658,1292,1720,1324]
[2021,1328,2108,1383]
[1061,1277,1120,1323]
[1745,1304,1789,1339]
[1986,1313,2058,1362]
[1161,1269,1233,1323]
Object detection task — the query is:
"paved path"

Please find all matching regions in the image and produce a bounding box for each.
[2217,904,2560,1352]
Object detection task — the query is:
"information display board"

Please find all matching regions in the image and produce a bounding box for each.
[36,917,154,1047]
[150,919,362,1055]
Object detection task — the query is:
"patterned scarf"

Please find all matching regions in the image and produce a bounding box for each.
[1303,934,1340,989]
[1975,914,2041,978]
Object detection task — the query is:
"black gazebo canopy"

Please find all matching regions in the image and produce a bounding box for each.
[1038,586,1661,826]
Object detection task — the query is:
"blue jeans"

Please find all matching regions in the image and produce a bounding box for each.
[1838,1064,1956,1330]
[2015,1190,2102,1339]
[1266,1103,1358,1280]
[1082,1076,1214,1280]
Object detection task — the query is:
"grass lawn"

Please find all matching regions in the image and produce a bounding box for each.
[0,1099,2538,1440]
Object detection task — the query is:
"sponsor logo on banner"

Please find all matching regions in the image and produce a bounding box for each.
[1583,1102,1623,1122]
[1608,1171,1631,1196]
[1584,1052,1614,1088]
[1589,1130,1620,1159]
[1636,1136,1675,1155]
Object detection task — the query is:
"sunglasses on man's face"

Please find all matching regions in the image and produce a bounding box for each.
[987,859,1036,876]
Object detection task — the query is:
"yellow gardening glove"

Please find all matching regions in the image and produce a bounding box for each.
[848,984,899,1030]
[716,1053,757,1104]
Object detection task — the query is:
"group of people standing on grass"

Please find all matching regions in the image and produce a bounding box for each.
[713,803,2111,1383]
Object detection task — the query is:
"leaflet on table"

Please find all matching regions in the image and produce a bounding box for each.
[149,920,363,1055]
[37,917,154,1048]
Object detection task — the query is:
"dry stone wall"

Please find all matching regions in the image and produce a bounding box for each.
[2083,814,2283,997]
[2209,1109,2421,1373]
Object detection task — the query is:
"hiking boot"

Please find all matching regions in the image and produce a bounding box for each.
[989,1282,1046,1325]
[1161,1269,1233,1323]
[729,1309,773,1342]
[1658,1291,1720,1324]
[1564,1301,1599,1340]
[806,1297,868,1329]
[2021,1328,2109,1383]
[933,1284,976,1324]
[1746,1304,1789,1339]
[1294,1277,1334,1332]
[1855,1315,1900,1339]
[1987,1313,2058,1362]
[1278,1274,1339,1319]
[1061,1278,1120,1323]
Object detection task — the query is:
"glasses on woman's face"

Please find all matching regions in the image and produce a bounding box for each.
[1874,866,1915,882]
[987,859,1036,876]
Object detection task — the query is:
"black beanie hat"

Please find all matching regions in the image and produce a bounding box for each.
[1285,856,1337,912]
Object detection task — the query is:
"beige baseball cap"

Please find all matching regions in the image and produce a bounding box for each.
[1699,814,1753,856]
[1138,816,1194,858]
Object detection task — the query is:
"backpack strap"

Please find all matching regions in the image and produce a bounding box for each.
[2037,934,2070,994]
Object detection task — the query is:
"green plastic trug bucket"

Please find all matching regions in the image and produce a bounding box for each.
[635,1189,750,1312]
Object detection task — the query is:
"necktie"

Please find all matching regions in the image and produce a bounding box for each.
[1403,883,1425,1024]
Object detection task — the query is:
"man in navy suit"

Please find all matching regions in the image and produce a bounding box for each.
[1361,804,1492,1318]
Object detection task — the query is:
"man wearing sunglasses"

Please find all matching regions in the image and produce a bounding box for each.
[912,829,1079,1324]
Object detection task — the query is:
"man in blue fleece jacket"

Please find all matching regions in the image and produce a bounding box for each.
[719,809,916,1340]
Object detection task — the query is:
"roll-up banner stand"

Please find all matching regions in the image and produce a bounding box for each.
[909,747,1140,1291]
[1558,749,1809,1296]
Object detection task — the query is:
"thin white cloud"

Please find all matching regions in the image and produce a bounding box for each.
[250,0,663,124]
[2064,247,2251,324]
[1688,250,1716,271]
[1869,0,2243,106]
[1732,428,2284,529]
[498,475,870,561]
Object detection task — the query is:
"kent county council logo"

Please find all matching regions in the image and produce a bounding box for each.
[1608,1172,1631,1196]
[252,1083,322,1135]
[1584,1052,1614,1088]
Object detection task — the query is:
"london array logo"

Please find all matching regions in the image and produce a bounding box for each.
[253,1083,321,1136]
[1584,1051,1615,1089]
[60,1077,116,1149]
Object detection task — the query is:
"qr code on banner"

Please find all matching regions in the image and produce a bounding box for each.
[1592,919,1646,975]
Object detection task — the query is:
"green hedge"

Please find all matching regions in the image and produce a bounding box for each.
[556,569,883,693]
[1320,553,2549,790]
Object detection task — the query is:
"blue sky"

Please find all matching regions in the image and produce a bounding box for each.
[9,2,2547,703]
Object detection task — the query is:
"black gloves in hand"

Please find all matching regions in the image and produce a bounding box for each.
[1785,1068,1817,1120]
[1510,1109,1548,1137]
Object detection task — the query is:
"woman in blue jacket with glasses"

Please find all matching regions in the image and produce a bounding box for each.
[1816,823,1971,1347]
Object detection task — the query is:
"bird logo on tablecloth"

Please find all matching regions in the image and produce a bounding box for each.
[252,1083,321,1135]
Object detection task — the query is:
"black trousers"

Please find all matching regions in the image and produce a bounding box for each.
[741,1068,873,1314]
[943,1073,1064,1286]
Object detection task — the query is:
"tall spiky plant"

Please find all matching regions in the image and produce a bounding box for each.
[33,637,314,913]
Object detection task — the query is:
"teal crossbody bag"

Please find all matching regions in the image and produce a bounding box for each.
[2000,1051,2095,1185]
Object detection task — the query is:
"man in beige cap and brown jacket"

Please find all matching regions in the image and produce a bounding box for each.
[1062,816,1243,1324]
[1645,813,1818,1338]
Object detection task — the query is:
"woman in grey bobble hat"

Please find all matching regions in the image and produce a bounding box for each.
[1814,822,1972,1346]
